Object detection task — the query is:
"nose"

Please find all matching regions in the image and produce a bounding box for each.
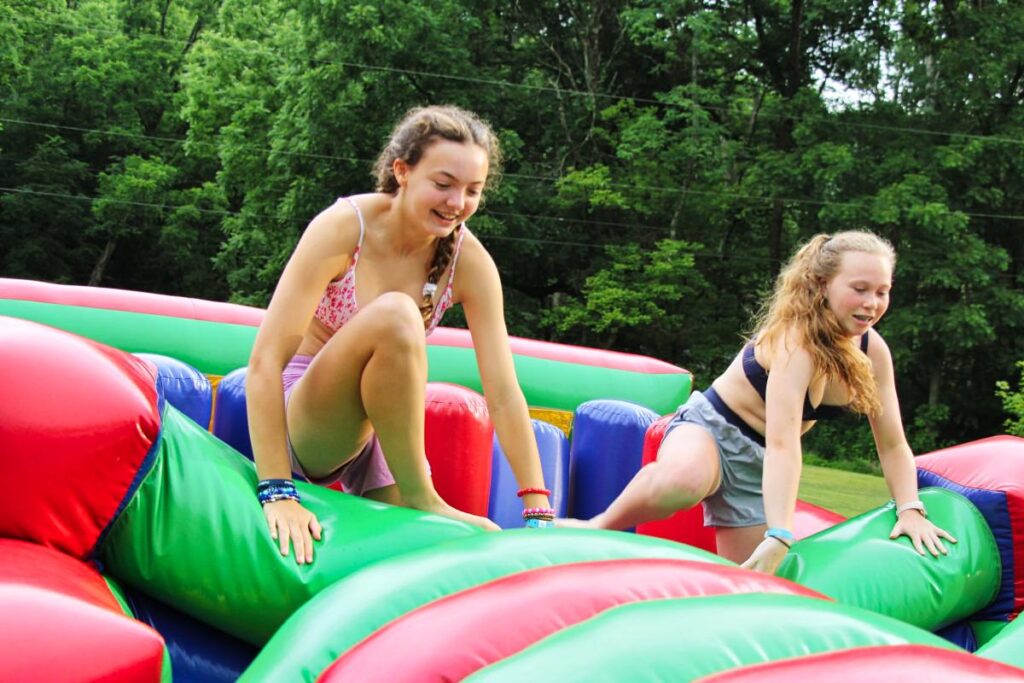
[446,191,466,211]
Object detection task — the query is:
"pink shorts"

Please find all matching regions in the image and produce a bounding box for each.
[282,354,396,496]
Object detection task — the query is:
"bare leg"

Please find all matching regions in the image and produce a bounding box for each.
[715,525,766,564]
[364,484,402,506]
[556,424,721,530]
[287,292,496,530]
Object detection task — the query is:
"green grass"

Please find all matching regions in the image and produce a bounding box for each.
[798,464,892,518]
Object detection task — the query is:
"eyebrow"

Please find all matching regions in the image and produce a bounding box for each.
[435,170,485,185]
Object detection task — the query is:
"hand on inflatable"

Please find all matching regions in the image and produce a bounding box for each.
[740,537,789,575]
[890,510,957,556]
[264,498,323,564]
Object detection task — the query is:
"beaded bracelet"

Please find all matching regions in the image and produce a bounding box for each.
[522,506,556,519]
[517,487,552,498]
[763,527,794,548]
[257,478,300,505]
[525,518,555,529]
[258,481,298,493]
[896,500,927,517]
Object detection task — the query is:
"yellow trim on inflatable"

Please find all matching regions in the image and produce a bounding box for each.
[528,408,574,437]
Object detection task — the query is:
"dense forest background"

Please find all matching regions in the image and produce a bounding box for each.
[3,0,1024,465]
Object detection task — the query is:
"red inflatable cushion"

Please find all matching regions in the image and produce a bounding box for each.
[424,383,493,516]
[0,584,165,682]
[696,644,1024,682]
[319,558,825,683]
[0,317,160,559]
[0,539,122,614]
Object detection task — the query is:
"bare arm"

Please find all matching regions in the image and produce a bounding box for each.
[761,337,814,533]
[247,203,356,478]
[245,201,357,562]
[458,237,551,517]
[742,334,813,573]
[867,330,956,555]
[866,331,917,505]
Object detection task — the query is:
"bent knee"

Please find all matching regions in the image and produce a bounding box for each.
[364,292,426,342]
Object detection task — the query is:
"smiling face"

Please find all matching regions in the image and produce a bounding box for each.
[824,250,893,336]
[394,139,489,238]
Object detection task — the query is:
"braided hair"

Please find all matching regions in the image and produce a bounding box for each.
[750,231,896,417]
[372,105,502,326]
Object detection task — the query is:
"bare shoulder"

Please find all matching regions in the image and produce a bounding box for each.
[759,327,814,372]
[455,227,499,279]
[865,327,892,356]
[451,227,501,307]
[300,198,362,254]
[864,327,895,374]
[281,197,367,289]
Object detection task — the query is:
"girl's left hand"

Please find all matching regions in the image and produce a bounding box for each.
[890,511,958,556]
[740,537,790,575]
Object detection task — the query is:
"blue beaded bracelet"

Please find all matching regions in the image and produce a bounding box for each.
[525,518,554,529]
[258,478,293,491]
[257,478,300,505]
[764,527,794,548]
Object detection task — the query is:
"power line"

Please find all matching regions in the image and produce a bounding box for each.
[2,185,1017,274]
[0,151,679,233]
[0,117,366,164]
[6,119,1024,222]
[10,12,1024,147]
[0,185,607,251]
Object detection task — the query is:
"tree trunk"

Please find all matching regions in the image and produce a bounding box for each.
[89,239,116,286]
[928,367,942,406]
[770,198,784,279]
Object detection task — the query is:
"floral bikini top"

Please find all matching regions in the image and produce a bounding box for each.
[313,197,466,336]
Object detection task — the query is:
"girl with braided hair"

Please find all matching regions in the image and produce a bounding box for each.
[247,105,553,563]
[559,231,955,574]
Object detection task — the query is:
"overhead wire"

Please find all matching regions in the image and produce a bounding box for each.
[7,11,1024,146]
[1,184,1016,276]
[4,118,1024,223]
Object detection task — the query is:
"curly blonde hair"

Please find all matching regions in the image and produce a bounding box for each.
[751,231,896,416]
[372,105,502,327]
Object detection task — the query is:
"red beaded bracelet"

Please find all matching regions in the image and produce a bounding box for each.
[517,487,551,498]
[522,507,556,519]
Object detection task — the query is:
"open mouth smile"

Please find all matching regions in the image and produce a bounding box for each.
[432,209,461,222]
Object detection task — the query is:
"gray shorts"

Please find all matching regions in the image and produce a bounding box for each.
[663,389,767,527]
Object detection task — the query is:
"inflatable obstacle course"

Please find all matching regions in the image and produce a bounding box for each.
[2,278,1024,681]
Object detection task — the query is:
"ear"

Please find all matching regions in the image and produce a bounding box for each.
[393,158,410,188]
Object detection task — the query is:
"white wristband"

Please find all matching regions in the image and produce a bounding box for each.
[896,500,927,517]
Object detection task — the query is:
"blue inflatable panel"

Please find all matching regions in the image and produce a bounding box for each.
[489,419,570,528]
[568,399,658,522]
[936,619,979,652]
[211,367,253,459]
[134,352,212,428]
[918,469,1014,621]
[123,587,258,683]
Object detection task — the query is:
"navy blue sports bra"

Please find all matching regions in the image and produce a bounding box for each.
[742,334,869,421]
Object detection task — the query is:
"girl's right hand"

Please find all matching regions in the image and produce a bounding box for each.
[263,498,323,564]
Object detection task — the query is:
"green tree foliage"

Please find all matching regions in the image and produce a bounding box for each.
[3,0,1024,454]
[996,361,1024,437]
[0,0,226,296]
